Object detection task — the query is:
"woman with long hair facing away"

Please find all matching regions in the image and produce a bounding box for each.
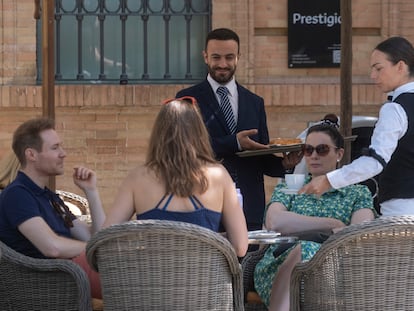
[102,97,248,257]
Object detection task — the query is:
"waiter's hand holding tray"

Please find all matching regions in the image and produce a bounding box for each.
[236,137,303,157]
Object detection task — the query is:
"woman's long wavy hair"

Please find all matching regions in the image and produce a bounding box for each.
[145,99,217,197]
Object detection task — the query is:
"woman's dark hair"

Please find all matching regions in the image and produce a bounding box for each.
[307,123,344,149]
[375,36,414,76]
[319,113,339,129]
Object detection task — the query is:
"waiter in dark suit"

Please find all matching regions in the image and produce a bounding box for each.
[176,28,299,231]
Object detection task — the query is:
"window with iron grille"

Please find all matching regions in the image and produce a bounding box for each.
[36,0,211,84]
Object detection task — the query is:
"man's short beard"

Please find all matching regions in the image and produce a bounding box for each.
[208,66,236,84]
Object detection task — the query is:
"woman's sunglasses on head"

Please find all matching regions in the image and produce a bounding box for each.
[302,144,339,157]
[162,96,197,105]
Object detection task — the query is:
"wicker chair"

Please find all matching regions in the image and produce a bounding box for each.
[291,216,414,311]
[0,240,92,311]
[86,219,244,311]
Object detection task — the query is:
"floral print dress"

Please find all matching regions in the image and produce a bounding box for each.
[253,176,375,306]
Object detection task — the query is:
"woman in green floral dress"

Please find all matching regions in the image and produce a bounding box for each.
[254,122,377,311]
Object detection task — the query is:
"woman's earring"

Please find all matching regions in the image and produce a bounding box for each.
[337,159,340,162]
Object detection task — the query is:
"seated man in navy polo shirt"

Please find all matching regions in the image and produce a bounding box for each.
[0,117,105,299]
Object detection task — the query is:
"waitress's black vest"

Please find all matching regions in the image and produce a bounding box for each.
[379,93,414,203]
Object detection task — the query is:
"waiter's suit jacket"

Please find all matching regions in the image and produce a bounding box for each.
[176,80,285,227]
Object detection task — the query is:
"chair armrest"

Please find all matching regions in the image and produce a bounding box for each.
[0,241,92,311]
[241,246,269,298]
[294,229,333,243]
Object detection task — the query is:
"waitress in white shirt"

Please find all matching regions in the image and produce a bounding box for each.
[300,36,414,216]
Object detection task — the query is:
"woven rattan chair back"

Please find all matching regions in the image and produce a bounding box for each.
[291,216,414,311]
[86,219,244,311]
[0,240,92,311]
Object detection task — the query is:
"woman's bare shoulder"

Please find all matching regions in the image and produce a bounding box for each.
[127,165,151,178]
[122,165,157,188]
[205,163,229,177]
[204,164,233,189]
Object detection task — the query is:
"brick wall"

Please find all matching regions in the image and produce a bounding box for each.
[2,0,414,208]
[0,83,383,207]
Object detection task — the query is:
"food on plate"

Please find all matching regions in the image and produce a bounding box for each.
[269,137,302,146]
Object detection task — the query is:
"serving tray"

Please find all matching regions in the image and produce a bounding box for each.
[236,135,357,158]
[236,144,303,157]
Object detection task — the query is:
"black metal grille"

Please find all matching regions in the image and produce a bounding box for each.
[36,0,211,84]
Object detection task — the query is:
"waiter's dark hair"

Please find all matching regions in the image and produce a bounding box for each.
[205,28,240,53]
[375,36,414,76]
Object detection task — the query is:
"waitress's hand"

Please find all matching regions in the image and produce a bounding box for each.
[298,175,332,196]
